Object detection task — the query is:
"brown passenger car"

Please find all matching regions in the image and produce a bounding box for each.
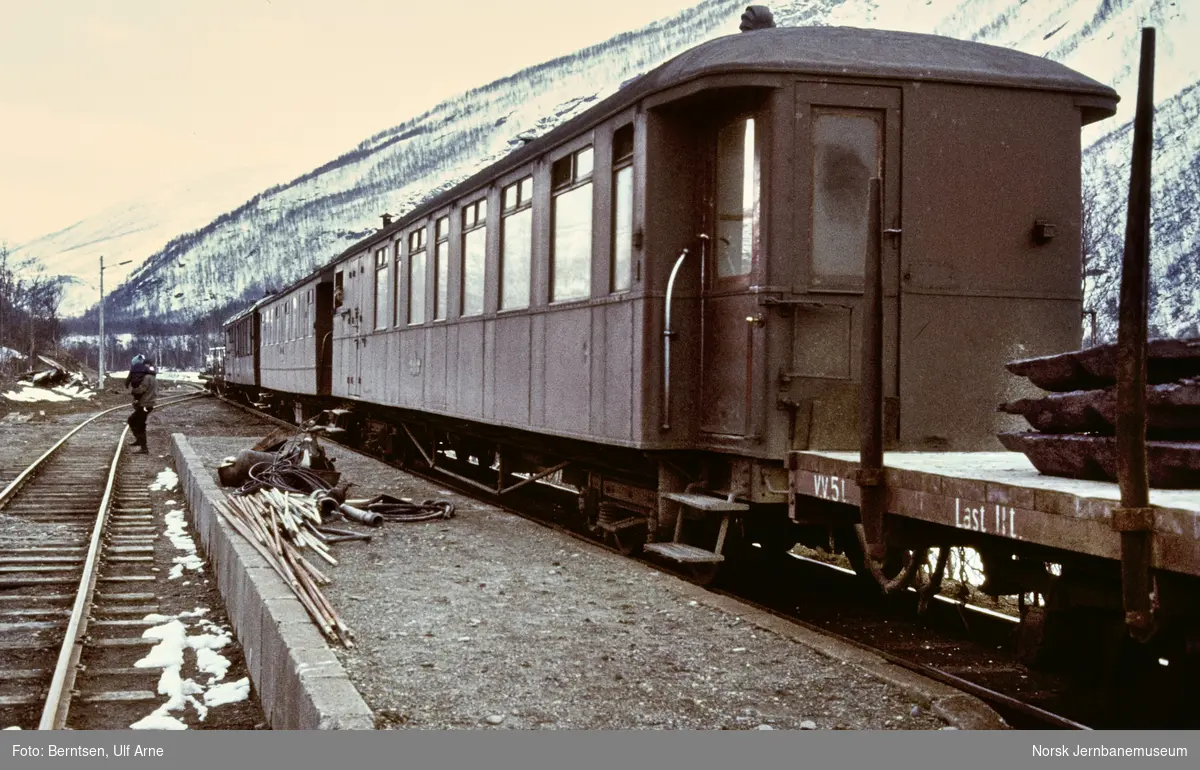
[226,24,1119,572]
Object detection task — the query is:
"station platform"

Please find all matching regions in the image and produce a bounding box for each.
[171,432,1007,731]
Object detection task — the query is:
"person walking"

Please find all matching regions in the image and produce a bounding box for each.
[125,354,157,453]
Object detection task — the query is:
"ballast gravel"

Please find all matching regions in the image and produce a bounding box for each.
[189,434,951,731]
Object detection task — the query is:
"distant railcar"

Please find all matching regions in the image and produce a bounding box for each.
[216,21,1200,663]
[222,302,262,392]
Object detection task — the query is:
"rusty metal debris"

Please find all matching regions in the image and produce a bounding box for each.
[18,355,89,390]
[217,432,341,494]
[348,494,456,524]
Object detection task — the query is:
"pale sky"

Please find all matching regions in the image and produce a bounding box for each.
[0,0,707,245]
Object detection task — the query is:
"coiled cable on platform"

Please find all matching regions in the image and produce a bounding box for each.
[363,498,456,523]
[236,458,334,497]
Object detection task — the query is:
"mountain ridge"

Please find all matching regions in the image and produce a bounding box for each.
[17,0,1200,342]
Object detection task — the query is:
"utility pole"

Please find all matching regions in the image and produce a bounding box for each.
[99,255,105,388]
[97,256,132,389]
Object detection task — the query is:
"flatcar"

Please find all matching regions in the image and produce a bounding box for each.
[218,13,1199,665]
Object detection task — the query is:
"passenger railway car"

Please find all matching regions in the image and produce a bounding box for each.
[219,15,1200,663]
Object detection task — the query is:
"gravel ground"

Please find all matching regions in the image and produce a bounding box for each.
[188,428,953,731]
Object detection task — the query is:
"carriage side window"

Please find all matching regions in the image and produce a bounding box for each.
[408,227,427,325]
[611,124,634,293]
[551,146,594,302]
[373,246,389,329]
[811,109,880,288]
[434,216,449,320]
[461,199,487,317]
[715,117,758,279]
[284,298,291,341]
[392,241,403,327]
[334,270,344,309]
[307,289,314,337]
[501,177,533,310]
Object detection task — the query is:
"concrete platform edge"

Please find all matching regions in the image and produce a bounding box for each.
[689,588,1009,730]
[170,433,375,730]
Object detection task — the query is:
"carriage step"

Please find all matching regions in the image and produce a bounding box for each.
[643,543,725,564]
[661,492,748,512]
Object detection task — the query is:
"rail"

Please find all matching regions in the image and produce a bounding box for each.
[38,422,129,729]
[0,391,206,510]
[0,388,207,727]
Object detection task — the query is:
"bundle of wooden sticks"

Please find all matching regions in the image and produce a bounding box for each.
[215,488,355,647]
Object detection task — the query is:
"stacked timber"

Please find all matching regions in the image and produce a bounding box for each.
[998,337,1200,488]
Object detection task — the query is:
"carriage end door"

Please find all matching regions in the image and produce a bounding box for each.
[788,84,901,450]
[700,115,763,440]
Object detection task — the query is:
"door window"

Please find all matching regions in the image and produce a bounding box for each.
[714,117,758,280]
[811,110,882,288]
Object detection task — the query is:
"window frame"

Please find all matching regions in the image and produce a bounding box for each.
[500,175,534,311]
[433,215,450,321]
[392,240,404,327]
[610,124,635,294]
[460,199,487,317]
[373,246,389,330]
[710,113,761,290]
[407,225,428,325]
[808,106,883,292]
[550,145,595,304]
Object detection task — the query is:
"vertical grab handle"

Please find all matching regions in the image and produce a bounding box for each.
[661,235,708,432]
[661,246,690,432]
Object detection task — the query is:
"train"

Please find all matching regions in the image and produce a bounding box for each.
[214,13,1200,669]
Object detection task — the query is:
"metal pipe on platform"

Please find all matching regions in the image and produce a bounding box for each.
[1113,27,1157,641]
[858,177,886,560]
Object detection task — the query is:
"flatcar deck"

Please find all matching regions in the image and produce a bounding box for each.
[788,451,1200,578]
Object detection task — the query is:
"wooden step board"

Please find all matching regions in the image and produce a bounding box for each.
[643,542,725,564]
[661,492,748,512]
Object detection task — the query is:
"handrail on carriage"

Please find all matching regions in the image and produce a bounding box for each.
[661,234,708,432]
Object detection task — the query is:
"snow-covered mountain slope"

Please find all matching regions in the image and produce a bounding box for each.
[23,0,1200,341]
[12,163,294,317]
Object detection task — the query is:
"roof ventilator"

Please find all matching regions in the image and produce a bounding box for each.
[739,5,776,32]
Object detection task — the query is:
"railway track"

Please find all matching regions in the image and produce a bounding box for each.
[0,393,205,729]
[208,393,1109,730]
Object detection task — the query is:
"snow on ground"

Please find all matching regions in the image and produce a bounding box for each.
[1,382,95,403]
[157,370,205,384]
[107,369,204,385]
[163,503,204,580]
[129,608,247,730]
[149,468,179,491]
